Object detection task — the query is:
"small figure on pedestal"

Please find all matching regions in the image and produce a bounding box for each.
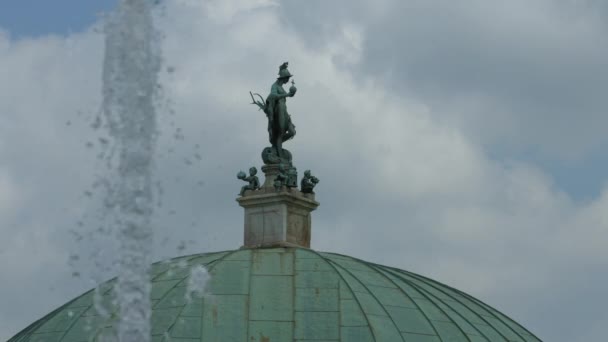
[237,167,260,196]
[300,170,319,194]
[286,166,298,188]
[273,164,289,191]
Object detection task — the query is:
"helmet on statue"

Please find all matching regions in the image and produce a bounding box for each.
[277,62,293,79]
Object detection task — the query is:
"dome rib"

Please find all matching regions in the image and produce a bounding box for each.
[57,297,95,342]
[370,264,466,342]
[144,253,218,340]
[323,252,477,342]
[323,257,406,342]
[244,249,255,342]
[161,250,241,339]
[400,268,536,342]
[453,286,539,341]
[10,248,542,341]
[149,270,188,337]
[399,270,519,341]
[9,293,89,342]
[382,267,483,341]
[304,249,378,342]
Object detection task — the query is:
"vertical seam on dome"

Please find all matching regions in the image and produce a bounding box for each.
[393,267,539,340]
[322,252,462,341]
[304,249,379,342]
[322,256,407,342]
[351,258,459,342]
[245,249,254,342]
[149,250,230,337]
[396,268,522,342]
[13,292,92,342]
[145,267,195,337]
[452,286,541,341]
[160,249,245,340]
[326,260,407,342]
[399,268,534,341]
[57,281,118,342]
[379,267,480,342]
[192,249,246,340]
[9,302,72,341]
[291,248,296,342]
[58,300,95,342]
[367,265,457,342]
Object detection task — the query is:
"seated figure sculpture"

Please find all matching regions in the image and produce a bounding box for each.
[300,170,319,194]
[237,167,260,196]
[286,165,298,188]
[273,164,289,191]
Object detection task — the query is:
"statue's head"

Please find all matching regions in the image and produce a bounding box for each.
[304,170,311,177]
[277,62,293,82]
[249,167,257,175]
[278,163,285,171]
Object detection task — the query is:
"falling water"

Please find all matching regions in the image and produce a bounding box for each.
[185,265,210,303]
[101,0,161,340]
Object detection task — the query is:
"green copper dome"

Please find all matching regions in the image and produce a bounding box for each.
[10,248,541,342]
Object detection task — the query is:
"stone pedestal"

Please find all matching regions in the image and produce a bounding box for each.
[260,164,281,189]
[260,164,297,189]
[236,187,319,248]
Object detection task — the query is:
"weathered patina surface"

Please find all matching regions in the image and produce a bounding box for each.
[300,170,319,194]
[237,167,261,196]
[10,248,543,341]
[250,62,297,164]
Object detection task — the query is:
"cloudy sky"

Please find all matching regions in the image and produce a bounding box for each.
[1,0,607,341]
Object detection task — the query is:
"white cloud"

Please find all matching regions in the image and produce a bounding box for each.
[0,1,606,341]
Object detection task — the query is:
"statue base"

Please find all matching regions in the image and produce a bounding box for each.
[261,164,298,189]
[261,146,292,165]
[236,188,318,248]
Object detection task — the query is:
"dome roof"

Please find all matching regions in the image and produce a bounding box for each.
[10,247,540,342]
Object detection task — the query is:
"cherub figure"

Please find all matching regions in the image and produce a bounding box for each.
[286,166,298,188]
[273,164,289,191]
[300,170,319,194]
[237,167,260,196]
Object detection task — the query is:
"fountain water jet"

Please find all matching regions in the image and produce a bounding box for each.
[101,0,161,340]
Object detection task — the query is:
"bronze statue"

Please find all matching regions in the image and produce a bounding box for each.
[245,62,320,196]
[250,62,297,162]
[273,164,289,191]
[300,170,319,194]
[286,166,298,188]
[237,167,260,196]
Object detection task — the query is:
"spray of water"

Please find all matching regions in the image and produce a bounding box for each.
[101,0,161,340]
[185,265,210,303]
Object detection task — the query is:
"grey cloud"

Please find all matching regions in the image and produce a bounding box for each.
[1,2,607,342]
[280,0,608,161]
